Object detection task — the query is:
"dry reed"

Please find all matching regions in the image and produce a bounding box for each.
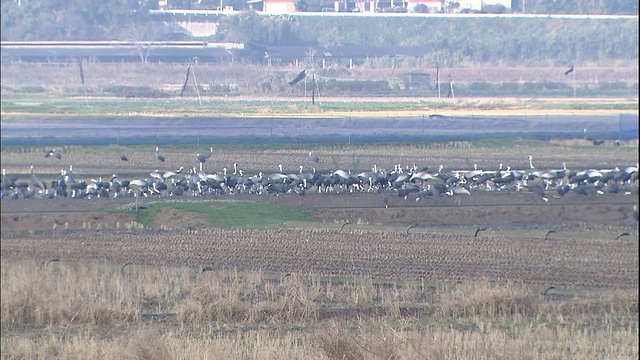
[1,259,637,359]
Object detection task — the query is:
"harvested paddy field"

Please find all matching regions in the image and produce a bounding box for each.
[2,139,638,290]
[1,120,638,359]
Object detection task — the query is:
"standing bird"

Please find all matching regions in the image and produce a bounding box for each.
[120,154,128,161]
[525,183,548,202]
[155,146,165,163]
[30,163,47,193]
[206,146,214,158]
[45,148,62,160]
[288,69,306,85]
[196,153,207,164]
[309,151,320,164]
[446,186,470,206]
[378,187,389,208]
[564,64,574,75]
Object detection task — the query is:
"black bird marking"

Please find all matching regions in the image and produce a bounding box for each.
[121,155,128,161]
[564,65,574,75]
[288,69,306,85]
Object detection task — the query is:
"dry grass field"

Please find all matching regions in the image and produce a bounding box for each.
[1,136,638,359]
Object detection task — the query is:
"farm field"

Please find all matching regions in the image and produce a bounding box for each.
[1,88,639,358]
[1,135,638,358]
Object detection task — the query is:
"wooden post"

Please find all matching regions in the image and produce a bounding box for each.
[312,73,315,105]
[572,66,576,98]
[436,64,441,100]
[78,58,85,84]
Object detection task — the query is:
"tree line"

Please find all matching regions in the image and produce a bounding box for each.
[215,13,638,65]
[1,1,637,66]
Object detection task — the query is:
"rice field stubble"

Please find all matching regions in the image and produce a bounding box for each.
[1,138,639,359]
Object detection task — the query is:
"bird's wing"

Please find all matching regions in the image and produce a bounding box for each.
[288,69,306,85]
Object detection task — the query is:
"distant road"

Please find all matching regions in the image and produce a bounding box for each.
[1,114,636,146]
[149,9,638,20]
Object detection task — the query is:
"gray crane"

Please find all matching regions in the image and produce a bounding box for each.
[155,146,165,162]
[45,148,62,160]
[309,151,320,164]
[30,163,47,193]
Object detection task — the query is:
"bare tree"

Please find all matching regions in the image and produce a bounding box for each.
[120,21,167,64]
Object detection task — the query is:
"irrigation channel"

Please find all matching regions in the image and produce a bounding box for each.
[1,114,637,146]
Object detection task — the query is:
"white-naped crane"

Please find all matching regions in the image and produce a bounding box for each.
[204,146,214,159]
[446,185,471,205]
[1,168,20,199]
[129,179,149,197]
[309,151,320,164]
[525,182,548,202]
[410,167,437,186]
[416,184,434,201]
[155,146,165,163]
[527,155,545,179]
[463,163,483,183]
[45,148,62,160]
[150,169,164,181]
[64,164,76,185]
[378,187,389,208]
[30,163,47,194]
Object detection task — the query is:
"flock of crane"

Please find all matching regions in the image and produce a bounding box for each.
[1,146,638,207]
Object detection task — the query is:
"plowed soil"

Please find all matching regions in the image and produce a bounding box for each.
[2,189,638,291]
[1,190,637,232]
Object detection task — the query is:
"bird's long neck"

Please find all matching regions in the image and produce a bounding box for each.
[529,156,534,169]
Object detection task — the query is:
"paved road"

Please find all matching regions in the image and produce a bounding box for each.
[1,114,636,146]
